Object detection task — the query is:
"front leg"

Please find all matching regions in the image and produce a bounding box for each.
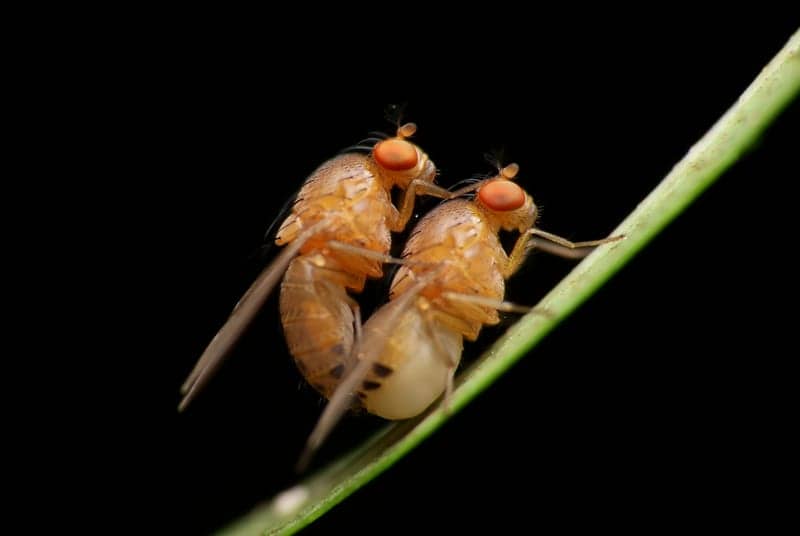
[501,228,625,278]
[528,228,625,251]
[392,179,454,232]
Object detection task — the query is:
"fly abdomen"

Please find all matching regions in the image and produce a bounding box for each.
[280,256,357,398]
[358,301,463,420]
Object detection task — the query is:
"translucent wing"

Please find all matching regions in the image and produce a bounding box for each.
[178,221,325,412]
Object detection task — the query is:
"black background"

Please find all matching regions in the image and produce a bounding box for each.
[107,16,798,535]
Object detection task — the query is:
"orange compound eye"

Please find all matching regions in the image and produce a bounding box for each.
[478,180,526,211]
[373,139,419,171]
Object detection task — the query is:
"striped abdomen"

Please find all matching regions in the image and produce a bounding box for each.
[279,255,359,398]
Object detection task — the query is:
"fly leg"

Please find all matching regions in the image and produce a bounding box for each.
[528,228,625,258]
[325,241,438,278]
[324,241,407,266]
[442,292,554,322]
[442,292,553,318]
[442,292,533,314]
[502,227,624,278]
[393,179,454,231]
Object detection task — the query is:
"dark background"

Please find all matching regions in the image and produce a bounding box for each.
[110,17,797,535]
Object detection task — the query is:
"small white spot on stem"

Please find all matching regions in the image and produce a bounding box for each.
[273,485,309,517]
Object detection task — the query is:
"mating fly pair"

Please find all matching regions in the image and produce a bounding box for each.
[178,123,622,466]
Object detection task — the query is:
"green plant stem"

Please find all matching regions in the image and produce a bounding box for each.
[219,30,800,536]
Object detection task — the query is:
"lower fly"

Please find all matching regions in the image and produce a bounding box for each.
[298,163,624,468]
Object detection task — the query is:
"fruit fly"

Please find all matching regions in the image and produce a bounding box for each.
[299,163,623,465]
[179,123,452,411]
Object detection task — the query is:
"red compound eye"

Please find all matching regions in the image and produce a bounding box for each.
[373,139,418,171]
[478,180,526,211]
